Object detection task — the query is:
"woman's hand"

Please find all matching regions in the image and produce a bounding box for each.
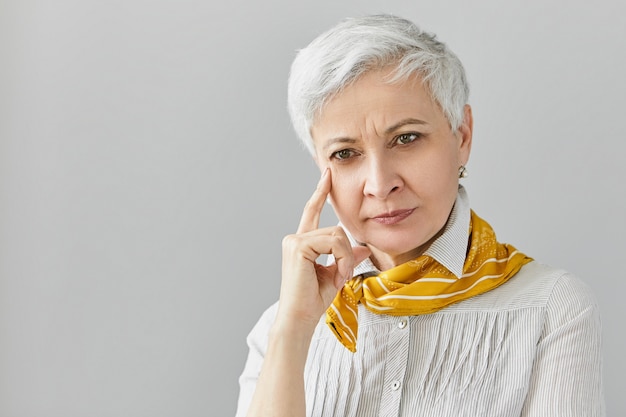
[277,168,371,331]
[246,170,369,417]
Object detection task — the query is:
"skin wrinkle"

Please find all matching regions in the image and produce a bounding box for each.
[310,68,472,272]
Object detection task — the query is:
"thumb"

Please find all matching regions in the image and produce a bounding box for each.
[333,245,371,290]
[335,246,372,289]
[351,245,371,269]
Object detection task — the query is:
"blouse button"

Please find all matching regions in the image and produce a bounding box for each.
[397,319,408,329]
[391,380,402,391]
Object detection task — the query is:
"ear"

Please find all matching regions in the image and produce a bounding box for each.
[457,104,473,165]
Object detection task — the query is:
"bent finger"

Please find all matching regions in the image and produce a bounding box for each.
[284,227,353,265]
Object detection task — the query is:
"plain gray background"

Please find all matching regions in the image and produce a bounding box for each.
[1,0,624,416]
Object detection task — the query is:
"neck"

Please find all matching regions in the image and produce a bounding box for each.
[368,250,417,272]
[367,226,445,271]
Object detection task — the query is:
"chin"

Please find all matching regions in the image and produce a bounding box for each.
[365,230,429,258]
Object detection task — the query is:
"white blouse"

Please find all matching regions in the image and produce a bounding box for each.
[236,190,605,417]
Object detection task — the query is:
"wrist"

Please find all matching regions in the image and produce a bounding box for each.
[270,313,319,346]
[272,314,317,336]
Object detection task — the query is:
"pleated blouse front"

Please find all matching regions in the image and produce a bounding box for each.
[236,262,604,417]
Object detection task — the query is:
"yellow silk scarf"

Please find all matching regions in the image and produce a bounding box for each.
[326,210,533,352]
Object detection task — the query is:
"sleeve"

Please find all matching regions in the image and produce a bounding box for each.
[234,302,279,417]
[521,272,605,416]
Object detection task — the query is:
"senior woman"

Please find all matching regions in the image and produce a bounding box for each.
[236,14,604,417]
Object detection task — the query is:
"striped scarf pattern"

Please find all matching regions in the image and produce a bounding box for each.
[325,210,533,352]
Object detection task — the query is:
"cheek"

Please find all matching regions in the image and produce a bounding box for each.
[329,171,360,213]
[420,145,459,182]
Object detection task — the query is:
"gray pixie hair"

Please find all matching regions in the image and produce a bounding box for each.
[287,14,470,154]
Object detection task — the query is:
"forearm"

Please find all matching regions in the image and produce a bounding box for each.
[245,319,315,417]
[244,168,369,417]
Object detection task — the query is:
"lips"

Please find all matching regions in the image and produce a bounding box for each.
[371,208,415,225]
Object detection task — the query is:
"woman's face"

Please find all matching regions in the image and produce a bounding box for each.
[310,69,473,269]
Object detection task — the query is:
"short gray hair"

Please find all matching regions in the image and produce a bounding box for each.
[287,14,470,154]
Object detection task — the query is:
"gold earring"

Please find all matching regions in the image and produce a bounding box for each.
[458,165,468,178]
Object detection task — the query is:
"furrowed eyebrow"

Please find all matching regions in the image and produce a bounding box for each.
[322,137,357,152]
[321,118,427,151]
[385,118,427,134]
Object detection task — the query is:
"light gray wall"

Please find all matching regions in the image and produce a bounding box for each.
[1,0,624,416]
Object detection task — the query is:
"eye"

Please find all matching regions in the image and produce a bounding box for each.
[395,133,421,145]
[330,149,358,160]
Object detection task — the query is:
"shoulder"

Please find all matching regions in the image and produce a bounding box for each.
[448,261,599,315]
[513,262,598,312]
[530,264,601,335]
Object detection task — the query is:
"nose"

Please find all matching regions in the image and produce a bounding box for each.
[362,154,403,199]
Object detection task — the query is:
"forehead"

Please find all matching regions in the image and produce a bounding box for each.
[310,69,443,140]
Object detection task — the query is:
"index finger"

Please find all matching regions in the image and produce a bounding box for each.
[297,168,331,234]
